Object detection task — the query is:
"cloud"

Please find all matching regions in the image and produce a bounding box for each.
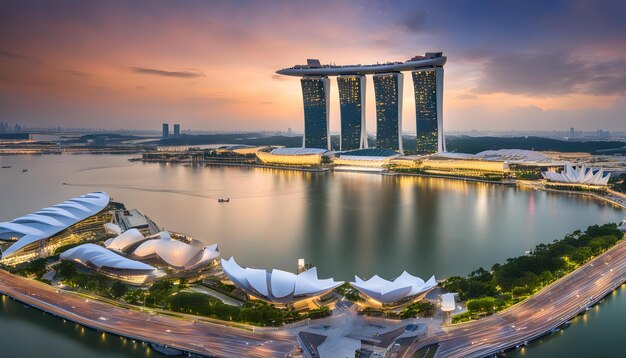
[401,9,429,33]
[271,74,287,81]
[129,67,205,78]
[60,69,91,77]
[473,52,626,96]
[457,93,477,100]
[0,49,27,59]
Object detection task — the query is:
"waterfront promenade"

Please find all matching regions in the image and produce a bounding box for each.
[400,239,626,358]
[0,270,297,358]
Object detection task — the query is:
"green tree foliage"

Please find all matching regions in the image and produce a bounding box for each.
[442,223,623,317]
[110,281,128,299]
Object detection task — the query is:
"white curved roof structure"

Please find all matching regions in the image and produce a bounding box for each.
[350,271,437,305]
[61,243,154,272]
[473,149,554,163]
[104,229,147,253]
[131,231,219,271]
[542,163,610,185]
[221,257,344,303]
[0,192,110,259]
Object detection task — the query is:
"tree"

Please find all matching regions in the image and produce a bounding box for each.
[111,281,128,299]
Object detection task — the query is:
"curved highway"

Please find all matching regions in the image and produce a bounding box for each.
[401,239,626,358]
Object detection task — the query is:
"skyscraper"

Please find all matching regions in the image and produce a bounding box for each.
[373,73,403,152]
[162,123,169,139]
[173,124,180,137]
[337,75,367,150]
[300,77,330,149]
[413,67,444,154]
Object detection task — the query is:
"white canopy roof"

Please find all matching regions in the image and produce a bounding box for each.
[61,243,154,272]
[542,163,610,185]
[270,148,328,155]
[221,257,344,303]
[104,229,147,253]
[132,231,219,270]
[1,192,110,259]
[350,271,437,304]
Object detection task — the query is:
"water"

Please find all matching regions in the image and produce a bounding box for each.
[0,153,623,357]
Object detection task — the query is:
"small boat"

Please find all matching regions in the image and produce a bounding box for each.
[22,169,28,172]
[1,165,11,168]
[218,198,230,203]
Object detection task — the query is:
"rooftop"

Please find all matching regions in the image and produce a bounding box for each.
[277,53,446,77]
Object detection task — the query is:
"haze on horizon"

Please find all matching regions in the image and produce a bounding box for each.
[1,0,625,133]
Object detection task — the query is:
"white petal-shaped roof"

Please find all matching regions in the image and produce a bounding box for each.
[131,231,219,271]
[350,271,437,304]
[61,244,155,272]
[104,229,147,253]
[1,192,110,259]
[220,257,344,303]
[542,163,610,185]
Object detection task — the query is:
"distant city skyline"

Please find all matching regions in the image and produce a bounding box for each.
[1,0,625,132]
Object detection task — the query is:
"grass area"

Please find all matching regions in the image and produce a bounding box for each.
[413,344,439,358]
[360,302,435,319]
[446,223,623,323]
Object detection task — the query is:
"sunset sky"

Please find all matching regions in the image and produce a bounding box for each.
[1,0,625,132]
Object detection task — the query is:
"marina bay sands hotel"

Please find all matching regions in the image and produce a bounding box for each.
[276,52,446,154]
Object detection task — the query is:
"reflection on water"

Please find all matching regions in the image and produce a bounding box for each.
[0,154,623,357]
[0,293,164,358]
[509,284,626,357]
[0,154,622,281]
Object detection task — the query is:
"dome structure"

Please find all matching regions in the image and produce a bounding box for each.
[104,229,148,253]
[350,271,437,305]
[0,192,110,259]
[542,163,610,185]
[131,231,219,271]
[221,257,344,303]
[61,243,154,285]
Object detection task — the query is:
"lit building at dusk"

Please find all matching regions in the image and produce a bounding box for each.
[221,257,344,305]
[301,75,331,149]
[337,75,367,150]
[350,271,437,307]
[0,192,111,265]
[61,243,155,285]
[277,53,447,153]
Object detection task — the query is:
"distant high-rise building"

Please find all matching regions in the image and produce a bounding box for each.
[300,77,330,149]
[173,124,180,137]
[569,127,575,138]
[373,73,403,152]
[337,75,367,150]
[162,123,169,139]
[413,67,444,154]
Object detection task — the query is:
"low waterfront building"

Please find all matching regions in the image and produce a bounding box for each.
[131,231,219,272]
[256,147,328,166]
[542,163,610,186]
[221,257,344,305]
[390,149,563,179]
[350,271,437,306]
[331,148,400,171]
[0,192,111,265]
[119,209,153,236]
[61,243,155,285]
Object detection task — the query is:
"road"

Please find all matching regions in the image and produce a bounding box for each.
[0,270,298,358]
[401,239,626,358]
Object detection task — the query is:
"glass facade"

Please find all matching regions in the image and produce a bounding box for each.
[373,73,403,152]
[300,77,330,149]
[337,75,365,150]
[412,68,443,154]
